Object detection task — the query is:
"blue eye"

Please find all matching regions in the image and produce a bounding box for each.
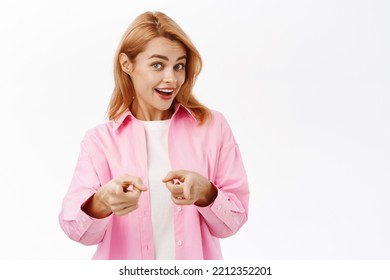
[174,63,185,71]
[151,63,163,70]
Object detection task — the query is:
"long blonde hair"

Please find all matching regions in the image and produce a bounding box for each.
[108,11,210,124]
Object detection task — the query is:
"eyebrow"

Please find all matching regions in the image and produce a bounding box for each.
[148,54,187,61]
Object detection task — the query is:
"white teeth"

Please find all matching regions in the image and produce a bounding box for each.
[157,88,174,93]
[160,89,173,93]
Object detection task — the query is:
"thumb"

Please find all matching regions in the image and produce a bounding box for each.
[162,170,186,183]
[132,181,148,192]
[119,175,148,192]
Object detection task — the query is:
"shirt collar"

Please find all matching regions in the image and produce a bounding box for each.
[112,102,197,132]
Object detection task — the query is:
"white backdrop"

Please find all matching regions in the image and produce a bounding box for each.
[0,0,389,260]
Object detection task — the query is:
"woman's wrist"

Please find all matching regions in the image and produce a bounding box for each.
[81,191,112,219]
[194,182,218,207]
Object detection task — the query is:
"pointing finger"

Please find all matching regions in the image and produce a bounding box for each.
[116,174,148,192]
[162,170,186,183]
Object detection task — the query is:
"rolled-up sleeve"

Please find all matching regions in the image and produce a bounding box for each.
[58,133,111,245]
[197,115,250,238]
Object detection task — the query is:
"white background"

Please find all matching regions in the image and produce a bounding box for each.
[0,0,389,260]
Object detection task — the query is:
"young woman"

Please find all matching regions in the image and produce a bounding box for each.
[59,11,249,260]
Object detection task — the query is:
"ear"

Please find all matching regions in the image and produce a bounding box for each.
[119,53,134,74]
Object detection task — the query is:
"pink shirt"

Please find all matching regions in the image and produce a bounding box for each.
[59,104,249,260]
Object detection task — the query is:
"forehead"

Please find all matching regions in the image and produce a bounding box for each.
[138,37,186,59]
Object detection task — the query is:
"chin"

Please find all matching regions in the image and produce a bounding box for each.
[155,101,174,112]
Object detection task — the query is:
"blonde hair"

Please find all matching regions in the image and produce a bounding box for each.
[108,11,210,124]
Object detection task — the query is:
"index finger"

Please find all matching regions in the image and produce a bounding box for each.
[116,174,147,192]
[162,170,187,183]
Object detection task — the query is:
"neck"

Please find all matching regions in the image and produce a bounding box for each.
[130,100,173,121]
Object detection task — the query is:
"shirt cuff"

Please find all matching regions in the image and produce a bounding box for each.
[76,207,112,235]
[195,188,230,224]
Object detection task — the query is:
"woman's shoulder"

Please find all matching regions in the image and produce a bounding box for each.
[84,110,133,137]
[82,119,119,143]
[209,109,225,120]
[207,109,231,129]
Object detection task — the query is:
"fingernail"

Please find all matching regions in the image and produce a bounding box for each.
[173,179,181,184]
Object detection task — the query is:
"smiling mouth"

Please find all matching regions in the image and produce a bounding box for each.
[155,88,174,96]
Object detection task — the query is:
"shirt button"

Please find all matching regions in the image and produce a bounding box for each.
[177,206,182,212]
[217,204,222,210]
[177,240,183,246]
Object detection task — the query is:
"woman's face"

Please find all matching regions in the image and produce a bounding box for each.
[124,37,187,120]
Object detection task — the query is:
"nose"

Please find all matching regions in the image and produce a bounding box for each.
[163,69,177,84]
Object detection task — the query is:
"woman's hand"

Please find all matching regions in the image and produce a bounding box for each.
[82,174,147,218]
[163,170,217,207]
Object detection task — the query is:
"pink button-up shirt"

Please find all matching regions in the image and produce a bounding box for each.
[59,104,249,259]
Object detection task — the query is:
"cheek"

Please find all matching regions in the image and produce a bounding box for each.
[135,73,158,92]
[177,72,186,86]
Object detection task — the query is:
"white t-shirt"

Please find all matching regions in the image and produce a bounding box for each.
[141,120,175,260]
